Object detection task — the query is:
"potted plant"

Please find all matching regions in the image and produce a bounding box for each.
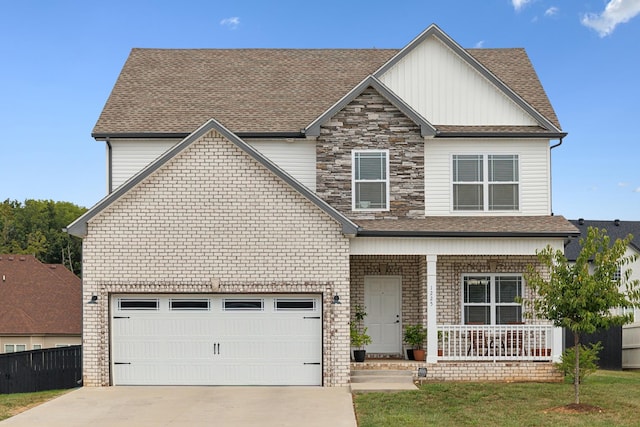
[404,324,427,361]
[350,305,372,362]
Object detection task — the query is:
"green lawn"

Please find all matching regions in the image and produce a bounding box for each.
[0,389,70,421]
[353,370,640,426]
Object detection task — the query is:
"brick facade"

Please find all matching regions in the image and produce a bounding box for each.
[316,87,425,220]
[82,129,351,386]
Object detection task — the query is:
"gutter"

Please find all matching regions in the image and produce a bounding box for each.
[106,137,112,193]
[355,230,580,239]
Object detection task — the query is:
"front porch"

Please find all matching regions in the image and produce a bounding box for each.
[349,254,563,382]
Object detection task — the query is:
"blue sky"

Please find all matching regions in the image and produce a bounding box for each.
[1,0,639,221]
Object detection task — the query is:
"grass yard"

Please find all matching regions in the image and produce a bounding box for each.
[353,370,640,426]
[0,389,70,421]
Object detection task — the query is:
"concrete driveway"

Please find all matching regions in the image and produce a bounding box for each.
[0,386,357,427]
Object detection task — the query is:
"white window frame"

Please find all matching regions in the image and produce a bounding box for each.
[461,274,523,325]
[33,344,42,350]
[452,154,520,212]
[352,149,390,211]
[4,344,26,353]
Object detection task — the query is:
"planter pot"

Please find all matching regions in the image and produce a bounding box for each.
[413,349,426,361]
[437,349,443,357]
[533,348,551,356]
[406,349,415,360]
[353,349,366,362]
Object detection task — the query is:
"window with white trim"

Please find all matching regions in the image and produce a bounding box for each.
[4,344,26,353]
[463,275,523,324]
[353,150,389,210]
[453,154,519,211]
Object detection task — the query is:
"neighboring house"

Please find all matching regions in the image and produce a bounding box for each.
[67,24,579,387]
[566,219,640,369]
[0,255,81,353]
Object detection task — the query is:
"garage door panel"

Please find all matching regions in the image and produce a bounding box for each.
[111,294,322,386]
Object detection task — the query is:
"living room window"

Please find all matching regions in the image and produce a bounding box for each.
[462,275,523,324]
[453,154,519,211]
[353,150,389,210]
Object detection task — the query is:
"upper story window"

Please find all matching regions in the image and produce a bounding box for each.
[453,154,519,211]
[352,150,389,210]
[463,275,523,324]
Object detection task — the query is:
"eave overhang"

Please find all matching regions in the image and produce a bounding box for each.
[69,118,359,238]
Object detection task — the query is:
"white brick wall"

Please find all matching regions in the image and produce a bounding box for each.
[82,130,351,386]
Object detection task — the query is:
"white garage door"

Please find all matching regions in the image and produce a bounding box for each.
[111,294,322,386]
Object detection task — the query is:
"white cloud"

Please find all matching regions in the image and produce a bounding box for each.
[512,0,533,11]
[581,0,640,37]
[634,187,640,193]
[619,182,630,187]
[220,17,240,30]
[545,6,559,17]
[474,40,485,48]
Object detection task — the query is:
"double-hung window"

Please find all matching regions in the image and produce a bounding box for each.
[353,150,389,210]
[463,275,523,324]
[453,154,519,211]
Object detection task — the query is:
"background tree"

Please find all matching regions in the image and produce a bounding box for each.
[0,199,86,275]
[525,227,640,405]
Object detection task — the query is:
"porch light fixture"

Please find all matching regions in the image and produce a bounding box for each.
[88,294,98,304]
[332,294,341,304]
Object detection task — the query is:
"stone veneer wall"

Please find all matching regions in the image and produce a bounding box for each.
[82,129,351,387]
[316,87,424,220]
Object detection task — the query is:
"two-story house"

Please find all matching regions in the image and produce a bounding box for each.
[67,24,579,387]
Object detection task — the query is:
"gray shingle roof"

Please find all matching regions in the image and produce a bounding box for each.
[565,219,640,261]
[356,216,579,237]
[93,46,562,137]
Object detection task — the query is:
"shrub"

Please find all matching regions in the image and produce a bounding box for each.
[556,342,603,383]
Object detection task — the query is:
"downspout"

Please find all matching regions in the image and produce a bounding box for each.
[549,136,564,216]
[106,137,113,194]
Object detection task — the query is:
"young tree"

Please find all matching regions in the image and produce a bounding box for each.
[525,227,640,405]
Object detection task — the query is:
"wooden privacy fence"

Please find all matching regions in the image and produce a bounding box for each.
[0,345,82,394]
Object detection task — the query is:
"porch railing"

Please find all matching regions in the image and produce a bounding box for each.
[436,324,553,362]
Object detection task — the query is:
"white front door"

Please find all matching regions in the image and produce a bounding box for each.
[364,276,402,354]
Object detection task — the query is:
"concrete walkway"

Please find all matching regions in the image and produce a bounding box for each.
[0,386,357,427]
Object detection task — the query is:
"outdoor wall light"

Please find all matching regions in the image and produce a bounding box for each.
[88,294,98,304]
[418,367,427,377]
[332,294,341,304]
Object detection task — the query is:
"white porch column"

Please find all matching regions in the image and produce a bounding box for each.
[551,326,564,363]
[426,254,438,363]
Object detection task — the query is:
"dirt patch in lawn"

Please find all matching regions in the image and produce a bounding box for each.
[545,403,603,414]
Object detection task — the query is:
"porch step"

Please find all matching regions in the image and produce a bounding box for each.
[350,369,418,392]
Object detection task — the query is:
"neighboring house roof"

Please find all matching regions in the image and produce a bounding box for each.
[67,118,360,238]
[0,255,81,335]
[356,216,579,238]
[565,219,640,261]
[93,25,561,138]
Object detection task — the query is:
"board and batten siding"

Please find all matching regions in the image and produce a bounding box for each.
[110,138,316,192]
[110,139,181,191]
[245,139,316,191]
[424,138,551,216]
[378,35,537,126]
